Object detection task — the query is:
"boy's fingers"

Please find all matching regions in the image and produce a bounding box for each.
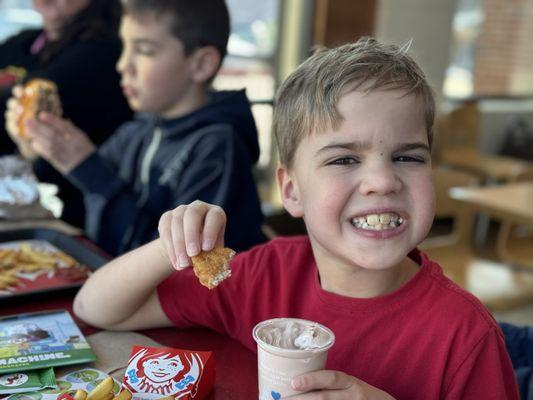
[158,211,177,269]
[6,97,21,113]
[202,205,226,251]
[182,201,207,257]
[26,119,56,143]
[170,207,189,269]
[12,85,23,97]
[38,112,69,136]
[291,371,354,392]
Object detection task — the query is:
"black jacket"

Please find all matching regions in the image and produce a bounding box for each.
[68,90,266,256]
[0,29,132,226]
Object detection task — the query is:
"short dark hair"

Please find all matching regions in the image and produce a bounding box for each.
[123,0,230,61]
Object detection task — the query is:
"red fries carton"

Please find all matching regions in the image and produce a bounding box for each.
[122,345,215,399]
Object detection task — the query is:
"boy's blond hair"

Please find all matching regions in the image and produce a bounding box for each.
[274,37,435,167]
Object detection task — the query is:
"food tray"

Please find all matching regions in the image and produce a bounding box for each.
[0,228,109,304]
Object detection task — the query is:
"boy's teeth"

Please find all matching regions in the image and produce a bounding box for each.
[351,213,403,230]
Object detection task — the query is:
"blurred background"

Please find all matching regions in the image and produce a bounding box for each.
[5,0,533,190]
[3,0,533,320]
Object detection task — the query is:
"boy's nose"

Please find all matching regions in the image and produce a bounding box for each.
[358,164,402,196]
[116,51,132,75]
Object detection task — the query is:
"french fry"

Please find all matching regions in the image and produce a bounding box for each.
[0,275,17,289]
[73,389,88,400]
[20,243,60,265]
[112,389,132,400]
[53,251,78,267]
[86,377,114,400]
[0,242,88,292]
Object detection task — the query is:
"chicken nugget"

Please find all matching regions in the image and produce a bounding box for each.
[191,247,235,289]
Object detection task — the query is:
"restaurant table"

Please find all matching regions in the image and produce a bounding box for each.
[449,181,533,225]
[450,181,533,272]
[0,218,259,400]
[0,218,82,235]
[417,181,533,310]
[0,293,258,399]
[441,148,533,182]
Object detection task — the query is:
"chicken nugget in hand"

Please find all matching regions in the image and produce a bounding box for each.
[191,247,235,289]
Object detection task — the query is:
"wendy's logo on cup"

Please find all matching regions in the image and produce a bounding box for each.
[271,391,281,399]
[124,347,204,398]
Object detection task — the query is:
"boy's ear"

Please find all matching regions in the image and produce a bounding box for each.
[277,165,304,218]
[189,46,221,84]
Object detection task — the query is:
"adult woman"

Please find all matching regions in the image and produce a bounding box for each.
[0,0,132,227]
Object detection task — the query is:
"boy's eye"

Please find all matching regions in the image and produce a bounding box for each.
[133,44,157,56]
[394,155,426,163]
[327,157,359,166]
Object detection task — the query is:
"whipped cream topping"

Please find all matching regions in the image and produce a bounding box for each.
[256,320,333,350]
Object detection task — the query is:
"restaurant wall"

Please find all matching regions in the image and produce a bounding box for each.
[474,0,533,95]
[374,0,458,100]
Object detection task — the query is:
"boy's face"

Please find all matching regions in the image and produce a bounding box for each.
[117,14,199,118]
[279,89,435,274]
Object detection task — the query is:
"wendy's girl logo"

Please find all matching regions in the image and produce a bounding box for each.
[123,346,215,399]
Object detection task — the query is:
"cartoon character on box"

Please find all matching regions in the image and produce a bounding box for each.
[124,347,204,398]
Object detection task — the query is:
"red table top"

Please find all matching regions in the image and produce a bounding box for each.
[0,293,258,399]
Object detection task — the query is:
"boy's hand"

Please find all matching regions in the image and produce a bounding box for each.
[5,85,37,159]
[158,200,227,270]
[25,112,95,174]
[289,370,396,399]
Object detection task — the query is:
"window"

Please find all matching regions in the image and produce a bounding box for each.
[214,0,280,169]
[444,0,533,98]
[0,0,41,43]
[443,0,483,98]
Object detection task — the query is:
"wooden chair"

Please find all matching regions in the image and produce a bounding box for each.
[439,100,481,149]
[422,167,479,248]
[421,167,533,310]
[436,101,533,182]
[496,169,533,270]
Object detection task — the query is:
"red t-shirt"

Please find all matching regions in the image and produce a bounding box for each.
[158,236,519,399]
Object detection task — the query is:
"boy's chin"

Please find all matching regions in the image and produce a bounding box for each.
[353,252,412,271]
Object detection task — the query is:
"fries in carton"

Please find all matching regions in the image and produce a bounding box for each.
[123,346,215,399]
[57,376,132,400]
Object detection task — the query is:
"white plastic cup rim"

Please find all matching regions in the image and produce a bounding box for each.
[253,317,335,356]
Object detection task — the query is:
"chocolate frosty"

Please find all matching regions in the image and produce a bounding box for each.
[253,318,335,399]
[256,319,333,350]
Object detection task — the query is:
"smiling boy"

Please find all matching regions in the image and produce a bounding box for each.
[73,38,519,399]
[5,0,265,256]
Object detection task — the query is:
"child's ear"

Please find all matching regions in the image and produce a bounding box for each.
[277,165,304,218]
[190,46,221,83]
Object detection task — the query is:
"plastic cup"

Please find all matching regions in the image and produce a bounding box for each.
[253,318,335,399]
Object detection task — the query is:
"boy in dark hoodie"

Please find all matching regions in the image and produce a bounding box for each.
[5,0,265,256]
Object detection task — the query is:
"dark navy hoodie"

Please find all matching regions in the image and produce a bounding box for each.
[68,90,266,256]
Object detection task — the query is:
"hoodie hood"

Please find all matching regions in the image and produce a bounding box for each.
[139,89,260,164]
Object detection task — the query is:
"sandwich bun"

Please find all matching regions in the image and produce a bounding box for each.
[18,78,62,138]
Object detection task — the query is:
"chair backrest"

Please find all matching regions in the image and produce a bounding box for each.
[433,167,480,219]
[430,166,480,247]
[496,169,533,270]
[443,100,481,149]
[433,101,480,162]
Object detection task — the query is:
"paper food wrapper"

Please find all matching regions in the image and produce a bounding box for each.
[123,346,215,400]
